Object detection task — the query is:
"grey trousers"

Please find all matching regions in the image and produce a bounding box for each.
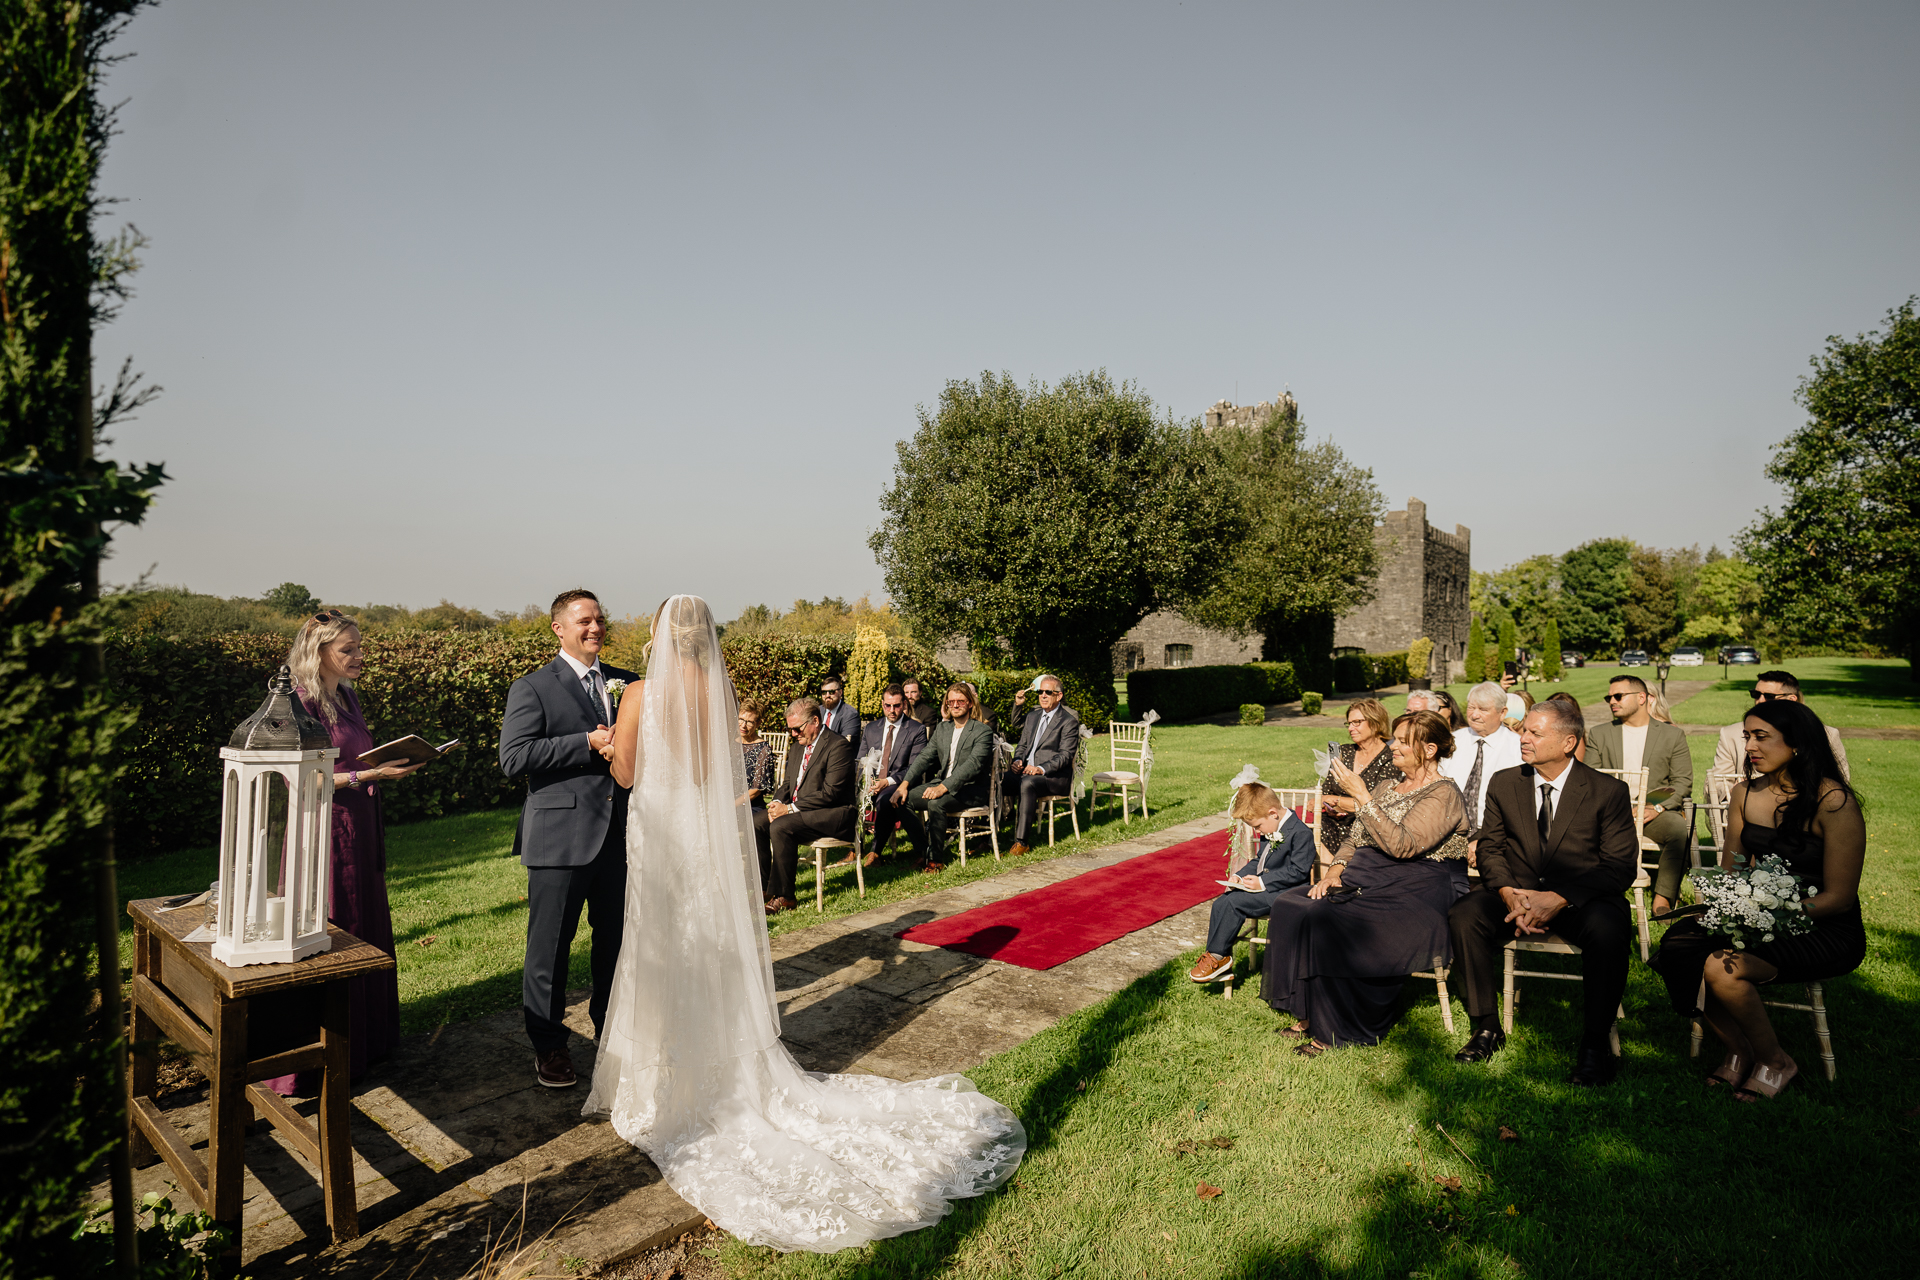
[523,826,627,1056]
[1646,809,1694,902]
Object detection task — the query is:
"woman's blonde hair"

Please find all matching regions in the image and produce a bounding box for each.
[1344,698,1391,743]
[286,609,358,725]
[644,595,717,668]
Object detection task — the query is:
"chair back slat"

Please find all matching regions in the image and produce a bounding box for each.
[764,731,792,786]
[1106,721,1151,770]
[1594,766,1650,844]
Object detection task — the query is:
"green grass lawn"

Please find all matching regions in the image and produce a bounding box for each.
[715,739,1920,1280]
[1668,657,1920,728]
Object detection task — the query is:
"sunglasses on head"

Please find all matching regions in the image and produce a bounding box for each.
[311,609,346,625]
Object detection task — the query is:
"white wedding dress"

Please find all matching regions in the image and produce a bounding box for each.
[583,596,1025,1253]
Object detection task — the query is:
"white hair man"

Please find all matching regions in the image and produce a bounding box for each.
[1439,681,1524,857]
[1405,689,1445,717]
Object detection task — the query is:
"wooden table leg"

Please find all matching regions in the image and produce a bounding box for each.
[319,980,358,1242]
[127,924,159,1166]
[209,996,249,1269]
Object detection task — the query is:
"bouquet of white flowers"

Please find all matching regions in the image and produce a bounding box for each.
[1687,855,1816,950]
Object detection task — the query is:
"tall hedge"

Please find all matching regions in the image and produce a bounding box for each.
[1126,662,1298,723]
[966,667,1117,732]
[108,628,960,858]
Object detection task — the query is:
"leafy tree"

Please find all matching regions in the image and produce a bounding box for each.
[1472,554,1560,649]
[1743,298,1920,674]
[872,371,1242,691]
[1177,401,1383,695]
[2,2,165,1273]
[1558,538,1632,654]
[1679,557,1762,647]
[1538,617,1564,680]
[1623,544,1677,652]
[846,625,889,716]
[261,581,320,616]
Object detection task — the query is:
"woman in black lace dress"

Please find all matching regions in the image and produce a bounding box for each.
[1651,700,1865,1101]
[1319,698,1404,856]
[739,701,776,803]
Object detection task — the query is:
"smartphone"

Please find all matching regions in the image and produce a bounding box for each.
[1503,661,1517,678]
[1327,741,1341,757]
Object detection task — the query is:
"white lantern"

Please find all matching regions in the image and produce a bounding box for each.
[211,665,338,966]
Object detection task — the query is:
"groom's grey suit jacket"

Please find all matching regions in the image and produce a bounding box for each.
[500,655,641,867]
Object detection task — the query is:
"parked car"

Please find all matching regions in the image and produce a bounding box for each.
[1671,646,1704,666]
[1560,650,1586,668]
[1719,645,1760,665]
[1619,649,1650,666]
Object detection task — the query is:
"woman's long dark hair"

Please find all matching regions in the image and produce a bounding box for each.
[1744,699,1856,834]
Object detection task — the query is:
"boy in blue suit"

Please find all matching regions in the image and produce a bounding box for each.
[1189,783,1318,983]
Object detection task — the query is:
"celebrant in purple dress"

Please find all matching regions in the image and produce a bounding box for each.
[261,609,426,1095]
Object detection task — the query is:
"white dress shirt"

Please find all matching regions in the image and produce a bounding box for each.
[1441,725,1523,824]
[1532,763,1573,821]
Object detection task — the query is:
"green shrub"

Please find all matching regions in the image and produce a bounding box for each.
[1365,650,1410,688]
[1125,662,1297,723]
[967,667,1118,731]
[1332,654,1370,692]
[1302,691,1324,715]
[1238,703,1264,727]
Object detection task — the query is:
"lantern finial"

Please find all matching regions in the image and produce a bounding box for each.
[230,664,332,751]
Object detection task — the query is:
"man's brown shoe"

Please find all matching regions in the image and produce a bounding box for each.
[1008,842,1032,856]
[535,1048,576,1088]
[1187,953,1234,983]
[765,896,798,914]
[861,852,880,868]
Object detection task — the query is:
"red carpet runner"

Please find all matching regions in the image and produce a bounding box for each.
[896,828,1232,970]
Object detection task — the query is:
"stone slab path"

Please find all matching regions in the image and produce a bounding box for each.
[105,813,1231,1278]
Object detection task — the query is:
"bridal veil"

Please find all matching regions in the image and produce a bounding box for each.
[584,595,1025,1252]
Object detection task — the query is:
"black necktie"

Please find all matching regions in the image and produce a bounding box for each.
[586,669,605,723]
[1538,781,1555,845]
[1464,738,1486,828]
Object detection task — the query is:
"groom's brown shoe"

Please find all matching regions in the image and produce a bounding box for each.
[535,1048,576,1089]
[764,897,798,914]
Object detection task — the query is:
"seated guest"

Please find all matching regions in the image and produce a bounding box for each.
[902,678,939,729]
[739,700,776,804]
[1004,674,1055,736]
[858,683,929,864]
[894,685,995,872]
[1004,675,1083,854]
[1433,689,1467,731]
[1650,700,1865,1101]
[1441,682,1524,861]
[1588,674,1694,915]
[1544,691,1587,762]
[1319,698,1404,856]
[1404,689,1443,717]
[819,677,861,743]
[753,697,856,914]
[1447,700,1637,1085]
[1259,711,1470,1054]
[1188,783,1318,983]
[1711,670,1850,781]
[961,680,996,732]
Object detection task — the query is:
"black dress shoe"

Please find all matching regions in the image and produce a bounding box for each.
[1567,1044,1618,1087]
[1453,1029,1507,1064]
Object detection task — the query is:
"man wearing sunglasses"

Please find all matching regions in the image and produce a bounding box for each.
[1587,674,1693,915]
[1709,670,1850,782]
[1003,676,1082,855]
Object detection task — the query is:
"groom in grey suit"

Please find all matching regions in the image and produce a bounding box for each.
[500,589,641,1088]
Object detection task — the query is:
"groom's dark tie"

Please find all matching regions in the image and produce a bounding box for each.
[587,669,606,723]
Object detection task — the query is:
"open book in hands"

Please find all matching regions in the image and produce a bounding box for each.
[1215,874,1265,893]
[358,736,462,768]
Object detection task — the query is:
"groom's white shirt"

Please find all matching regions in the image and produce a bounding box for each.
[558,650,611,728]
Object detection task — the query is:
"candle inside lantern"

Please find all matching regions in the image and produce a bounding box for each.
[267,896,286,938]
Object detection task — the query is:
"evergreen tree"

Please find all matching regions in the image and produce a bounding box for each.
[1496,612,1518,680]
[1539,617,1564,680]
[1465,616,1488,688]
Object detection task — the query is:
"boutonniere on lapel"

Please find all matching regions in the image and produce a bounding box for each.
[604,678,627,711]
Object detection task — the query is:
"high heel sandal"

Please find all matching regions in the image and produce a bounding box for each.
[1707,1051,1749,1089]
[1735,1059,1798,1102]
[1275,1023,1310,1039]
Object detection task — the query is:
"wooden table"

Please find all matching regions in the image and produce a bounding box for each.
[126,895,396,1248]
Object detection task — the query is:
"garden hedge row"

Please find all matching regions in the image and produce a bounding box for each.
[1331,650,1412,693]
[108,629,959,858]
[966,667,1118,733]
[1125,661,1299,723]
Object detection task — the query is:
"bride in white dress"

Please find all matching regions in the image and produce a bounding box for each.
[583,596,1025,1252]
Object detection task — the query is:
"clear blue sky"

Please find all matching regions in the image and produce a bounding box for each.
[94,1,1920,622]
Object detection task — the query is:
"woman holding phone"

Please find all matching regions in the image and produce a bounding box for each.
[1319,698,1403,856]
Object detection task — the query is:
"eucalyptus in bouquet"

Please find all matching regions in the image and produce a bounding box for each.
[1687,854,1816,949]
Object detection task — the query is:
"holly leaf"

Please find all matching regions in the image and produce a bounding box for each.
[1196,1182,1223,1200]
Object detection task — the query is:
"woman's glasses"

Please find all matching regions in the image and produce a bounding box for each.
[310,608,346,626]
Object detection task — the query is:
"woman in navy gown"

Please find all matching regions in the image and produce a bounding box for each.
[1262,710,1470,1054]
[1651,700,1865,1101]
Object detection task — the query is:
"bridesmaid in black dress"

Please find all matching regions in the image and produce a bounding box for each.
[1651,700,1865,1101]
[1262,710,1470,1054]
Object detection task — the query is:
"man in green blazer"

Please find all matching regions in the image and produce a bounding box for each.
[1587,673,1694,913]
[893,684,996,871]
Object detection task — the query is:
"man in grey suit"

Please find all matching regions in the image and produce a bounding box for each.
[1004,675,1082,854]
[499,589,640,1089]
[819,677,861,743]
[1588,673,1693,915]
[1710,669,1850,782]
[857,684,929,864]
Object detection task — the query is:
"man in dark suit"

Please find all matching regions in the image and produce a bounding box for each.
[499,589,641,1089]
[753,697,856,913]
[819,677,861,744]
[894,685,995,871]
[857,683,929,865]
[1004,675,1083,854]
[1448,698,1639,1086]
[1587,673,1694,915]
[902,678,939,730]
